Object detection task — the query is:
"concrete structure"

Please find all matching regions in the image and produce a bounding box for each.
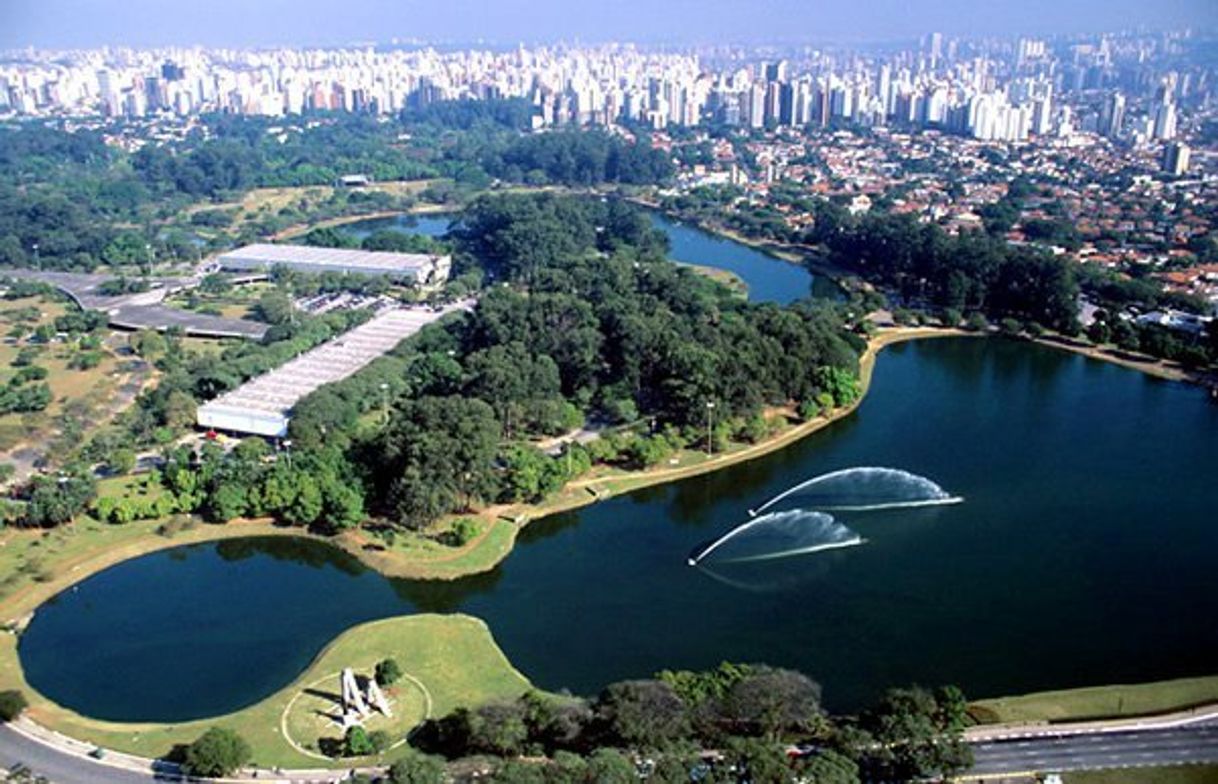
[217,243,451,286]
[339,667,371,729]
[196,302,472,437]
[1,269,268,339]
[1163,141,1191,176]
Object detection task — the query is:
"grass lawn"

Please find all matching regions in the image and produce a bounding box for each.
[972,676,1218,724]
[0,296,125,454]
[336,517,520,580]
[188,180,442,231]
[673,261,748,298]
[1065,765,1218,783]
[0,614,531,769]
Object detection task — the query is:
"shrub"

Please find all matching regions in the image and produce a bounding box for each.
[345,725,375,757]
[388,749,447,784]
[183,727,251,778]
[0,690,28,721]
[797,399,820,421]
[376,657,403,686]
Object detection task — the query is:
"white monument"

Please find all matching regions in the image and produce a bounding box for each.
[367,678,393,718]
[334,666,394,729]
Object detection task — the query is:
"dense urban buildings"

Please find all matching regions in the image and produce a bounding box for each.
[0,31,1210,145]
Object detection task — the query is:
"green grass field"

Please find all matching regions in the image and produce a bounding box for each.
[973,676,1218,724]
[0,296,125,453]
[339,517,520,580]
[0,614,531,769]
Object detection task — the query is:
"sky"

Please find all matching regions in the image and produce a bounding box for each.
[1,0,1216,49]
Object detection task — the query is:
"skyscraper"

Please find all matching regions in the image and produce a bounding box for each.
[1100,91,1125,139]
[1163,142,1190,176]
[1154,101,1177,140]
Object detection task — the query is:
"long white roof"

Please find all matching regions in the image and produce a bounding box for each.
[218,243,443,273]
[197,302,472,435]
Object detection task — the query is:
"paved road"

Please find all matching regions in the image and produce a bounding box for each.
[0,725,162,783]
[6,714,1218,783]
[969,723,1218,777]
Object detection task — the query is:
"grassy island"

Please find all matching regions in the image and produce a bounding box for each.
[0,614,530,769]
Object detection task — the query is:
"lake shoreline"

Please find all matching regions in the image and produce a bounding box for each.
[0,327,965,632]
[4,327,1216,768]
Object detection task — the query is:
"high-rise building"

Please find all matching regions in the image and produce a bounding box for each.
[928,32,944,68]
[1099,91,1125,138]
[1154,101,1177,140]
[1163,141,1190,176]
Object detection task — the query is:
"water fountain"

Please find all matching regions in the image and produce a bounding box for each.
[749,466,963,516]
[689,467,961,568]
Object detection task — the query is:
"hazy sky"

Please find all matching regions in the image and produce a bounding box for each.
[2,0,1216,49]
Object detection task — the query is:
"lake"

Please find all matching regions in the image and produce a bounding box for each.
[333,210,830,305]
[332,212,455,241]
[20,337,1218,722]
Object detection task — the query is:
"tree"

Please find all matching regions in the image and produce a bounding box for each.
[488,759,547,784]
[720,737,792,784]
[468,701,530,756]
[376,658,403,686]
[183,727,251,778]
[596,679,690,748]
[717,667,822,741]
[388,749,447,784]
[796,749,859,784]
[583,748,636,783]
[855,686,974,781]
[0,690,27,721]
[107,448,136,476]
[379,396,501,528]
[345,725,376,757]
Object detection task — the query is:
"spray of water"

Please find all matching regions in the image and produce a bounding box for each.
[688,510,863,566]
[750,467,962,517]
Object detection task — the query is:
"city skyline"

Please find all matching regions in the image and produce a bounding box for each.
[2,0,1217,49]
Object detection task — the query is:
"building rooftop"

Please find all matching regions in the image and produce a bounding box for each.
[197,302,472,437]
[218,243,444,274]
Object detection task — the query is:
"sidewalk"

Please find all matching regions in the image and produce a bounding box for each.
[8,716,375,783]
[965,701,1218,742]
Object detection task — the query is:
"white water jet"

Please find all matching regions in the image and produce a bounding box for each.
[689,510,862,566]
[750,467,961,517]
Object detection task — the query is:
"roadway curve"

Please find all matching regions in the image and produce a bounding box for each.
[0,724,160,783]
[3,711,1217,782]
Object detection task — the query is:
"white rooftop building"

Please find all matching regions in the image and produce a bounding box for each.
[217,243,451,286]
[197,303,472,437]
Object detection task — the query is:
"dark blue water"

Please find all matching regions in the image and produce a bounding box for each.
[20,338,1218,722]
[648,213,836,304]
[336,212,454,241]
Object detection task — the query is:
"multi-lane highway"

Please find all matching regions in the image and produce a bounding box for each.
[968,722,1218,778]
[3,712,1217,782]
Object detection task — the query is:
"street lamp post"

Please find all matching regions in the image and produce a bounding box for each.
[705,401,716,456]
[380,382,390,424]
[32,242,39,271]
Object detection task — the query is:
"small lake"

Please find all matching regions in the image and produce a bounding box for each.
[333,210,829,305]
[20,338,1218,722]
[648,213,836,304]
[333,212,454,241]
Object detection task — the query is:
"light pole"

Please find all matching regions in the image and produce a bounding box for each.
[282,439,293,468]
[31,242,39,271]
[705,401,716,456]
[379,382,390,424]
